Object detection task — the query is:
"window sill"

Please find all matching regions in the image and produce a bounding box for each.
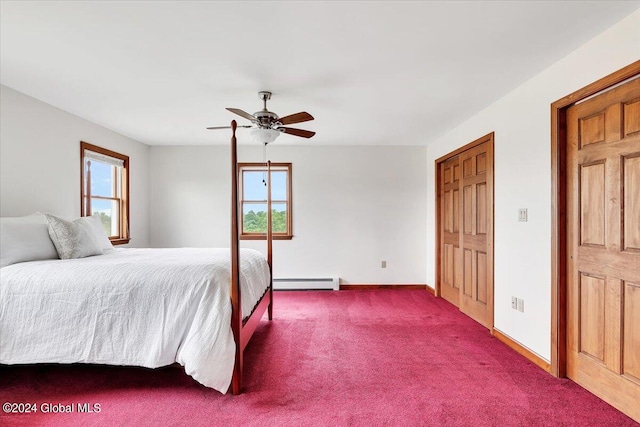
[240,235,293,241]
[110,238,131,246]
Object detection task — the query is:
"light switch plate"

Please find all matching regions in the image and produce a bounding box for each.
[518,208,528,222]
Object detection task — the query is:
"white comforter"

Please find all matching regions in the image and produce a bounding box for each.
[0,248,270,393]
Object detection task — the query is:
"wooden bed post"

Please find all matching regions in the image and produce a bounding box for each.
[267,160,273,320]
[228,124,275,395]
[229,120,242,395]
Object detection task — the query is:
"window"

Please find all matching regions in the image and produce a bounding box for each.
[80,141,130,245]
[239,163,292,240]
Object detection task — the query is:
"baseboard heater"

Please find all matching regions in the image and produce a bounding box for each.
[273,277,339,291]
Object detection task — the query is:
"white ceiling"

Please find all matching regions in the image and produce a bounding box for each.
[1,1,638,146]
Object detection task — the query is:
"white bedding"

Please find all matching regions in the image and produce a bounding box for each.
[0,247,270,393]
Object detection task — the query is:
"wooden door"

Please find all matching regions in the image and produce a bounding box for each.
[437,134,494,329]
[459,142,493,328]
[566,77,640,421]
[440,156,462,306]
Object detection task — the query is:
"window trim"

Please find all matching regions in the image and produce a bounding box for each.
[80,141,130,245]
[239,162,293,240]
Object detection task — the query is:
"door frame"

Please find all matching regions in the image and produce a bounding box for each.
[435,132,495,329]
[549,60,640,377]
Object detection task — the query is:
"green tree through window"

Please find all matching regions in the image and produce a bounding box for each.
[243,210,287,233]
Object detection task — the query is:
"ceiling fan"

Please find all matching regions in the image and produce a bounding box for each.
[207,91,315,143]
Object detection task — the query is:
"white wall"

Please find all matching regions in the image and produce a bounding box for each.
[150,144,428,284]
[425,10,640,361]
[0,85,151,247]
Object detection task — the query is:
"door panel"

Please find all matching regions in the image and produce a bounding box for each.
[463,249,473,297]
[477,252,487,304]
[579,112,605,147]
[567,77,640,421]
[454,247,463,290]
[579,162,606,246]
[463,185,473,235]
[623,281,640,382]
[440,156,461,306]
[476,183,487,235]
[578,273,605,362]
[453,189,460,233]
[624,99,640,136]
[624,155,640,250]
[444,244,453,285]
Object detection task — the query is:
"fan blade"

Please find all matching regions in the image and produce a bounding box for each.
[277,111,314,125]
[279,127,316,139]
[226,108,257,123]
[206,125,252,130]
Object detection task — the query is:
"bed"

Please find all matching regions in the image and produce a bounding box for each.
[0,248,269,393]
[0,121,273,394]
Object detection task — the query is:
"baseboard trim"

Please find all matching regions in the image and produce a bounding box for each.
[340,284,429,291]
[425,286,435,295]
[492,328,550,373]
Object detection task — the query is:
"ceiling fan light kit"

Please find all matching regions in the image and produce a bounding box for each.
[250,127,280,144]
[207,91,316,143]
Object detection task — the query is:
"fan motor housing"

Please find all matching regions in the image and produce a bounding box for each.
[253,110,280,127]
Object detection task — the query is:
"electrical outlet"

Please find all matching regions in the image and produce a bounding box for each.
[511,296,517,309]
[381,260,387,268]
[517,298,524,312]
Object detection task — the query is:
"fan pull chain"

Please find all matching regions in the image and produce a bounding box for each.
[262,142,268,186]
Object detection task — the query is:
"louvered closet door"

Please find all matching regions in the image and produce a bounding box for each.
[440,156,462,306]
[459,142,493,328]
[566,77,640,420]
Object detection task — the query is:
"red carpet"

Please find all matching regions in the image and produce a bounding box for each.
[1,290,637,426]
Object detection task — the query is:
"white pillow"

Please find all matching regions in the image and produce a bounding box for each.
[83,214,114,252]
[0,213,59,268]
[45,213,103,260]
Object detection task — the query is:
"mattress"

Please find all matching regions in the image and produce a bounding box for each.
[0,247,270,393]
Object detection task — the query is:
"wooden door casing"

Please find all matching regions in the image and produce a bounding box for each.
[566,77,640,421]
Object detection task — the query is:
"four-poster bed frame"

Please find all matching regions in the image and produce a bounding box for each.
[228,120,274,394]
[0,120,273,394]
[0,121,273,395]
